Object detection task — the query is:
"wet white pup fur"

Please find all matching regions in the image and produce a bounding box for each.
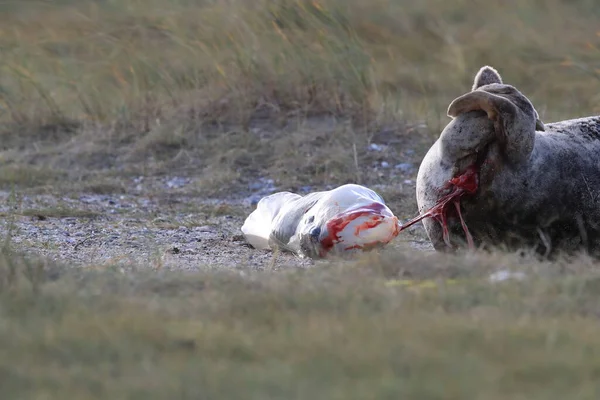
[242,184,398,259]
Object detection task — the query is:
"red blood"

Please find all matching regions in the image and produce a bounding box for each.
[448,166,478,194]
[319,202,400,257]
[398,165,479,250]
[354,215,384,235]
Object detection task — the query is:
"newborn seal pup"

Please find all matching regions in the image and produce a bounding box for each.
[241,184,400,259]
[415,65,600,257]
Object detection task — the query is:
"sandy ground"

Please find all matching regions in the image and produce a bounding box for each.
[0,174,433,270]
[0,115,436,269]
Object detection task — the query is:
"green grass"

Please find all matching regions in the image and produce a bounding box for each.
[2,249,600,399]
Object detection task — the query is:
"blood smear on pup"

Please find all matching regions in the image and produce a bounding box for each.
[320,202,400,257]
[241,184,401,259]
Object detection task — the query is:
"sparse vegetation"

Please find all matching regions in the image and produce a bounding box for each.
[1,0,600,398]
[19,207,100,219]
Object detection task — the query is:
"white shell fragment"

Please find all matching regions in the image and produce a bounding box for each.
[241,184,400,259]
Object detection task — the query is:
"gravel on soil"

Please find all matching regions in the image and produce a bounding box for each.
[0,176,432,270]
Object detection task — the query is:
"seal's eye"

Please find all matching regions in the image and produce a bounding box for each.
[309,227,321,241]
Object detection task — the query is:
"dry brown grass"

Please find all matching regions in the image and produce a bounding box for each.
[3,0,600,127]
[1,0,600,192]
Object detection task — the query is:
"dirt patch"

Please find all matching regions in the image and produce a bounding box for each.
[0,113,434,270]
[0,173,433,271]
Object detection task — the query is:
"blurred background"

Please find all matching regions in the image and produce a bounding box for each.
[1,0,599,195]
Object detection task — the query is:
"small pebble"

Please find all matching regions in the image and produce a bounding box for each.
[489,269,527,283]
[395,163,414,173]
[368,143,385,152]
